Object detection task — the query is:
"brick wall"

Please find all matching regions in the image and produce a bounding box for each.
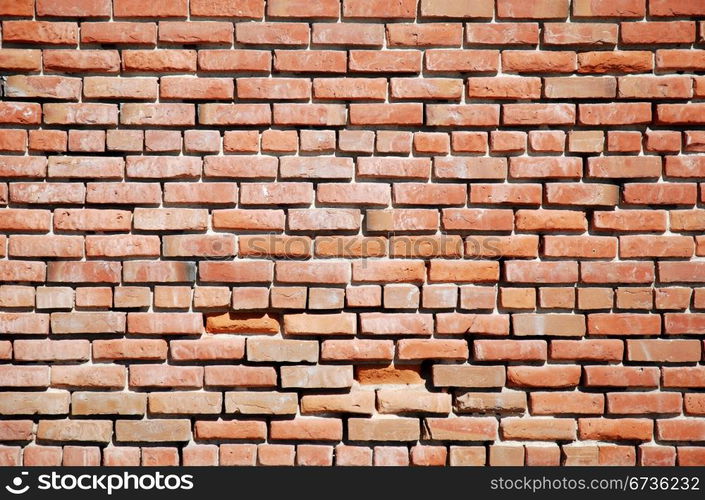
[1,0,705,467]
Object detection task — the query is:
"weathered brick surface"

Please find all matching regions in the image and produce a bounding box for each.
[1,0,705,467]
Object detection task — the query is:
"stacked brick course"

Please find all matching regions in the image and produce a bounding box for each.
[1,0,705,466]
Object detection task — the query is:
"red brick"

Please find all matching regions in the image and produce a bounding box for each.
[474,340,546,361]
[650,0,705,16]
[549,339,624,361]
[343,0,417,18]
[44,50,119,74]
[607,393,682,415]
[81,22,157,45]
[467,22,538,45]
[573,0,645,17]
[543,23,618,46]
[312,24,381,47]
[585,366,660,388]
[3,21,78,45]
[503,51,576,74]
[502,417,576,441]
[0,49,41,71]
[497,0,569,19]
[198,50,270,72]
[531,392,604,415]
[349,50,421,73]
[37,0,110,17]
[114,0,187,17]
[507,366,581,389]
[588,313,661,336]
[640,445,676,466]
[0,0,33,16]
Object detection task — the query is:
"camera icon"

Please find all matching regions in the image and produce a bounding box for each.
[5,471,29,495]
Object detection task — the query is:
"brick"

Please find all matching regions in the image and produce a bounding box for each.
[398,339,468,361]
[432,365,505,388]
[530,392,604,415]
[607,393,682,415]
[497,0,569,19]
[281,365,353,389]
[343,0,416,18]
[580,103,652,126]
[113,0,186,17]
[14,340,89,362]
[373,446,408,466]
[425,417,497,441]
[159,21,233,44]
[585,366,660,388]
[257,445,293,466]
[454,391,526,414]
[300,392,375,415]
[225,392,298,415]
[563,445,598,466]
[0,286,34,308]
[169,337,243,361]
[81,22,157,45]
[387,23,462,47]
[275,50,346,73]
[190,0,262,16]
[3,21,78,45]
[0,0,33,16]
[619,76,692,100]
[237,22,309,45]
[599,446,636,465]
[490,445,525,465]
[349,50,421,73]
[580,418,653,441]
[473,340,546,362]
[526,445,561,466]
[205,366,276,388]
[427,104,499,127]
[198,50,270,72]
[149,392,221,415]
[336,445,372,466]
[294,445,332,466]
[613,284,654,309]
[37,0,110,17]
[664,313,705,334]
[640,445,676,466]
[26,131,66,153]
[502,51,576,74]
[550,340,624,362]
[24,446,63,466]
[573,0,645,17]
[72,392,146,416]
[0,392,69,415]
[0,49,41,71]
[44,50,119,73]
[116,420,191,443]
[435,312,508,335]
[271,418,342,441]
[544,23,618,46]
[657,50,705,72]
[348,418,419,441]
[121,103,194,126]
[38,420,112,443]
[502,418,576,441]
[507,365,581,388]
[160,77,233,100]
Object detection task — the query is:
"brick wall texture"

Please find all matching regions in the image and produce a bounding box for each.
[2,0,705,467]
